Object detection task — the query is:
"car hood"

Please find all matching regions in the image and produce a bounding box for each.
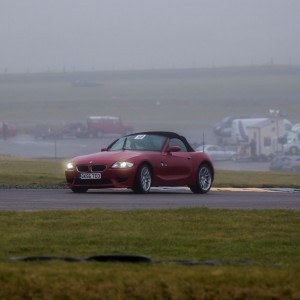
[71,150,151,166]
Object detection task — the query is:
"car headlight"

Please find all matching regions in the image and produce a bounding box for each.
[111,162,134,168]
[66,162,75,171]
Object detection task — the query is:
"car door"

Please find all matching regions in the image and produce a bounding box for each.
[159,138,193,185]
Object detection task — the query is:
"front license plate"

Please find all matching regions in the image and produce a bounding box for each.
[80,173,101,180]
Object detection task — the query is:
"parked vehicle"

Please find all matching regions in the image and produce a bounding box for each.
[283,123,300,155]
[33,122,83,139]
[65,131,214,194]
[71,79,103,87]
[0,121,17,139]
[76,116,133,138]
[228,117,292,161]
[231,118,268,143]
[213,115,250,137]
[269,155,300,172]
[291,157,300,171]
[196,145,236,161]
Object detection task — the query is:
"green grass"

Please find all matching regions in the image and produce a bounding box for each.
[0,209,300,299]
[0,157,66,187]
[2,209,300,263]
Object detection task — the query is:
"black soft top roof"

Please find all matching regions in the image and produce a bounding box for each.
[126,131,194,152]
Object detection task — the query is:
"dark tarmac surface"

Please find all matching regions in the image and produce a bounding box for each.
[0,188,299,211]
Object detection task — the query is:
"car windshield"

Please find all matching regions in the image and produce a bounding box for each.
[108,134,167,151]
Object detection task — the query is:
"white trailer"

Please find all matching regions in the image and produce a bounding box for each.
[231,118,288,161]
[231,118,268,144]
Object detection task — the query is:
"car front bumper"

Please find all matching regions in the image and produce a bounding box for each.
[65,167,137,190]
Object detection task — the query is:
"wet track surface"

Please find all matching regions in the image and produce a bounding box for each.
[0,188,299,211]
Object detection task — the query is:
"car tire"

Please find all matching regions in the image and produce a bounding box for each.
[132,164,152,193]
[190,164,212,194]
[71,187,88,193]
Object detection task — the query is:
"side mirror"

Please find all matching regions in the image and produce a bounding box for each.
[101,148,107,152]
[169,146,181,152]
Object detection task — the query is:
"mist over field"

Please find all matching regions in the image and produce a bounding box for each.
[1,0,300,73]
[1,66,300,124]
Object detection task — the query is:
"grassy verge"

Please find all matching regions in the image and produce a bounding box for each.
[0,208,300,299]
[0,157,66,187]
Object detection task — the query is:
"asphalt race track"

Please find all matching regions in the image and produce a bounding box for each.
[0,188,299,211]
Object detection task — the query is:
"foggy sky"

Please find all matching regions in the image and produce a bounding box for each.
[1,0,300,73]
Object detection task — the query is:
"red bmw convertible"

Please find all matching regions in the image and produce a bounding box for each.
[65,131,214,194]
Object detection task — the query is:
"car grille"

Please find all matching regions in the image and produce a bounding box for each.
[91,164,107,172]
[77,165,89,172]
[76,164,107,172]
